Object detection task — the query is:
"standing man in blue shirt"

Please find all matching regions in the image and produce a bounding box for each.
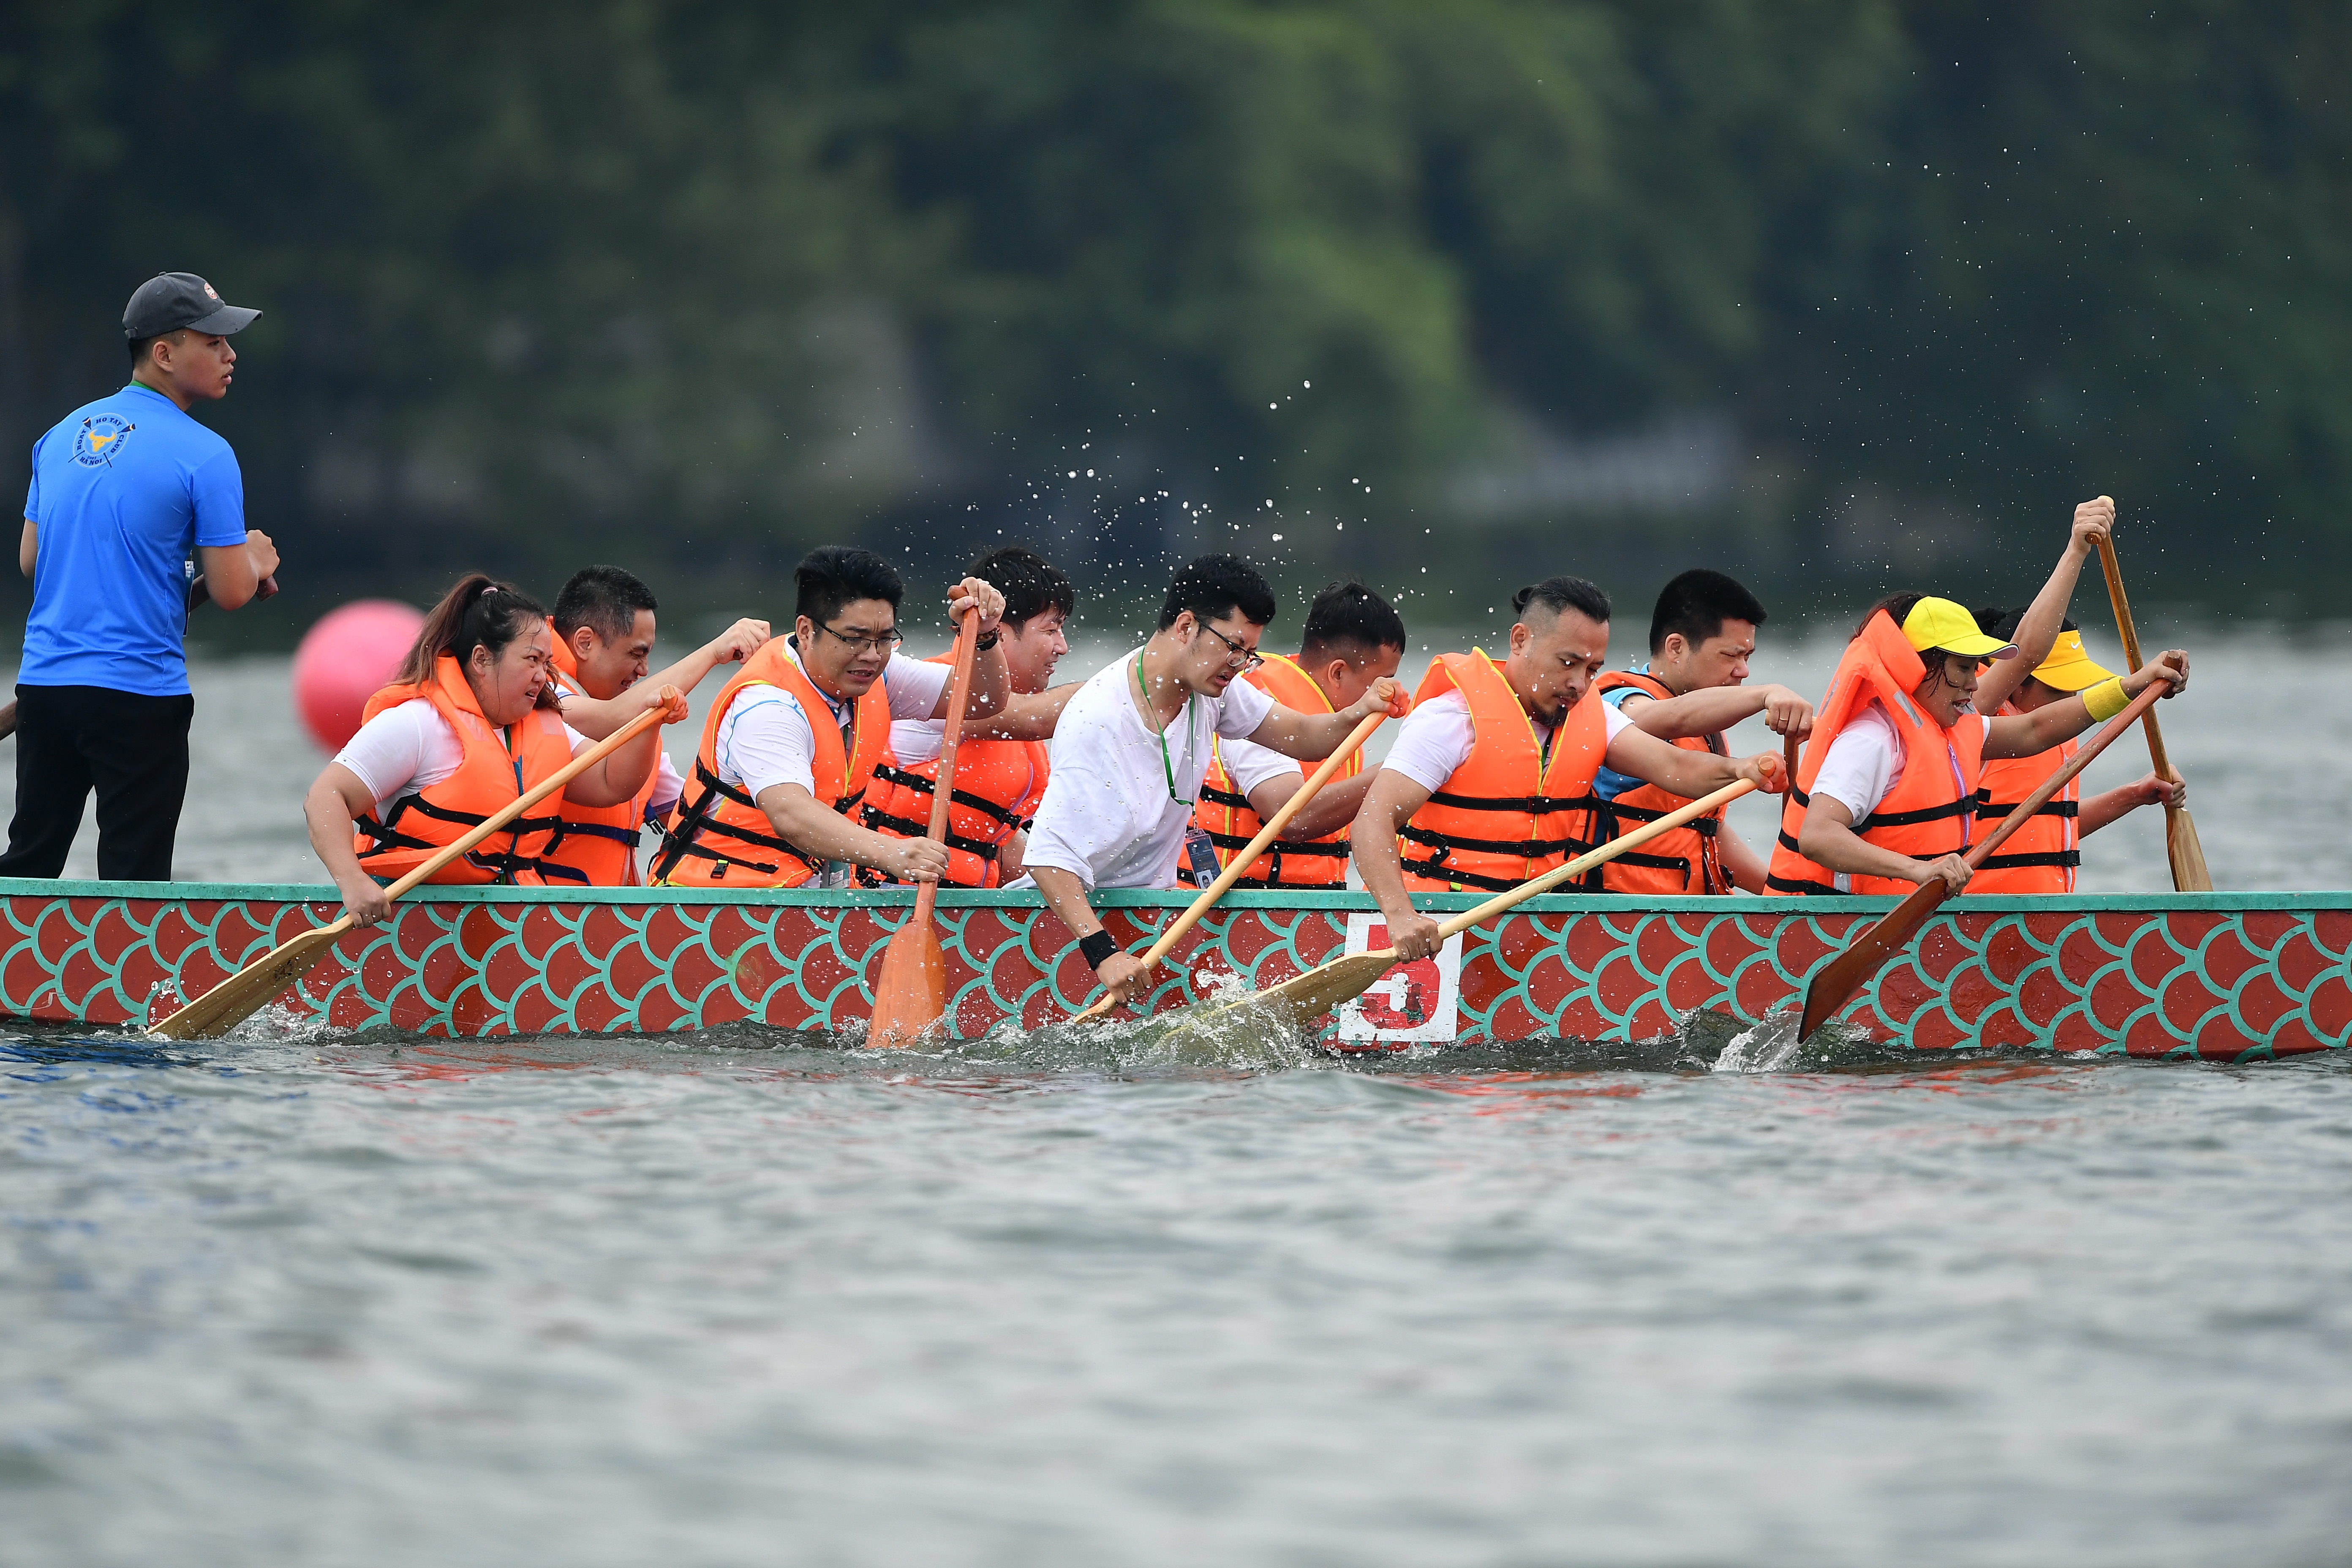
[7,272,282,880]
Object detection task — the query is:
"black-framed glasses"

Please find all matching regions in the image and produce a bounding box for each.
[815,622,904,657]
[1198,622,1264,673]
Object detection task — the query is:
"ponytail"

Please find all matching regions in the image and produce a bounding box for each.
[396,573,551,690]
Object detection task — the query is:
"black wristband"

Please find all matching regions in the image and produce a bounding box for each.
[975,629,1000,651]
[1079,930,1119,969]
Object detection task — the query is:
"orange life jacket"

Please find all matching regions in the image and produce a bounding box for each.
[652,639,890,887]
[1191,653,1354,888]
[1968,709,2079,893]
[350,654,582,886]
[861,655,1049,888]
[537,621,667,886]
[1765,611,1984,897]
[1580,669,1729,895]
[1397,650,1609,893]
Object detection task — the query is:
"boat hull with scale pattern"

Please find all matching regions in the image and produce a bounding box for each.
[1,879,2345,1060]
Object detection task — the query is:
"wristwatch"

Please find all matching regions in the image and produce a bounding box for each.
[975,629,1001,651]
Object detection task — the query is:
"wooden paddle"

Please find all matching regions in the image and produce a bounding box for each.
[2095,533,2211,892]
[1071,708,1389,1022]
[1204,775,1762,1032]
[865,609,984,1048]
[147,696,674,1041]
[1795,679,2167,1041]
[0,572,278,742]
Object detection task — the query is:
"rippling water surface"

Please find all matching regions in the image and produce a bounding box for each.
[4,632,2351,1564]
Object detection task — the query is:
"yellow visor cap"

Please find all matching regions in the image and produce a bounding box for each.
[1900,597,2018,659]
[2030,628,2116,692]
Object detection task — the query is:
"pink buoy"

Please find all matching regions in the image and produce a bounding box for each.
[291,600,426,752]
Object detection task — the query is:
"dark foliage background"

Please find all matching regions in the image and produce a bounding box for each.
[4,1,2344,638]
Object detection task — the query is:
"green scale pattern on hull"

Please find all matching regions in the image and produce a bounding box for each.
[0,881,2345,1061]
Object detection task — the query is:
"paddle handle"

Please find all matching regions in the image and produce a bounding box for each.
[1070,707,1388,1021]
[380,699,672,901]
[911,610,985,925]
[2095,532,2179,785]
[1433,776,1758,942]
[1961,679,2164,872]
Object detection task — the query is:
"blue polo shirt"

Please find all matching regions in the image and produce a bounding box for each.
[19,382,248,696]
[1592,662,1658,803]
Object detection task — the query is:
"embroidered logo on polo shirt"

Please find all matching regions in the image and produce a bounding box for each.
[73,414,135,468]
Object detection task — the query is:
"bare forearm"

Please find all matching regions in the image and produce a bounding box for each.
[759,789,897,870]
[304,789,370,887]
[1350,792,1418,921]
[968,683,1078,740]
[196,541,262,610]
[1254,706,1361,762]
[19,520,34,578]
[1630,689,1752,740]
[1799,815,1931,885]
[640,643,732,703]
[1252,770,1375,841]
[567,731,658,808]
[1979,544,2092,714]
[2080,785,2144,836]
[964,646,1011,721]
[1030,865,1104,940]
[1719,825,1768,893]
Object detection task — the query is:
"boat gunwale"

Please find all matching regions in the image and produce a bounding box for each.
[0,876,2339,915]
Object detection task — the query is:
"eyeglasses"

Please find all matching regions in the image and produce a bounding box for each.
[1198,622,1264,673]
[814,622,904,657]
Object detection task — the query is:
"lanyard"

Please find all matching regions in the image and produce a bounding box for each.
[1135,655,1198,805]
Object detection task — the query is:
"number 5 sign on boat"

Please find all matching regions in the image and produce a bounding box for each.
[1336,913,1461,1045]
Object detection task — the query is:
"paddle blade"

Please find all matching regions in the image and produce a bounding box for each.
[1797,881,1949,1042]
[2167,806,2213,893]
[1212,948,1403,1032]
[147,922,348,1040]
[865,924,947,1048]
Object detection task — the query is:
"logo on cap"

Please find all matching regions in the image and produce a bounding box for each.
[73,414,135,468]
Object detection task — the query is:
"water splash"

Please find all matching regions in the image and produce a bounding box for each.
[1711,1007,1809,1073]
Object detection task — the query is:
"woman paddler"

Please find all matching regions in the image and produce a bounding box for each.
[303,575,686,925]
[1963,610,2186,894]
[1765,595,2188,896]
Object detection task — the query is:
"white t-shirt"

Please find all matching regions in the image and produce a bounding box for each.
[1024,651,1276,889]
[1382,689,1633,795]
[1810,704,1994,827]
[716,642,951,799]
[334,700,591,811]
[548,675,686,818]
[889,716,945,768]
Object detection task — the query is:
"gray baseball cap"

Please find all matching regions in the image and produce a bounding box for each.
[123,272,260,339]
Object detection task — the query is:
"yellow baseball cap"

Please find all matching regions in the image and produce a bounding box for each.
[2027,627,2115,692]
[1899,597,2019,659]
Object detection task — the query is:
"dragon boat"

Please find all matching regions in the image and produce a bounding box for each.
[0,878,2344,1061]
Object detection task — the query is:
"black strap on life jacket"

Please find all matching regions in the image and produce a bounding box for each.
[1394,850,1538,893]
[1971,792,2079,822]
[1976,848,2082,871]
[1198,782,1252,812]
[356,794,584,885]
[1864,796,1976,828]
[1764,870,1845,895]
[1968,788,2079,872]
[868,762,1029,832]
[859,803,1002,865]
[651,760,846,883]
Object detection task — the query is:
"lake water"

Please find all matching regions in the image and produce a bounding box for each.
[5,628,2351,1565]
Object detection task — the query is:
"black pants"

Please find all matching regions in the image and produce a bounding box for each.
[0,684,195,882]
